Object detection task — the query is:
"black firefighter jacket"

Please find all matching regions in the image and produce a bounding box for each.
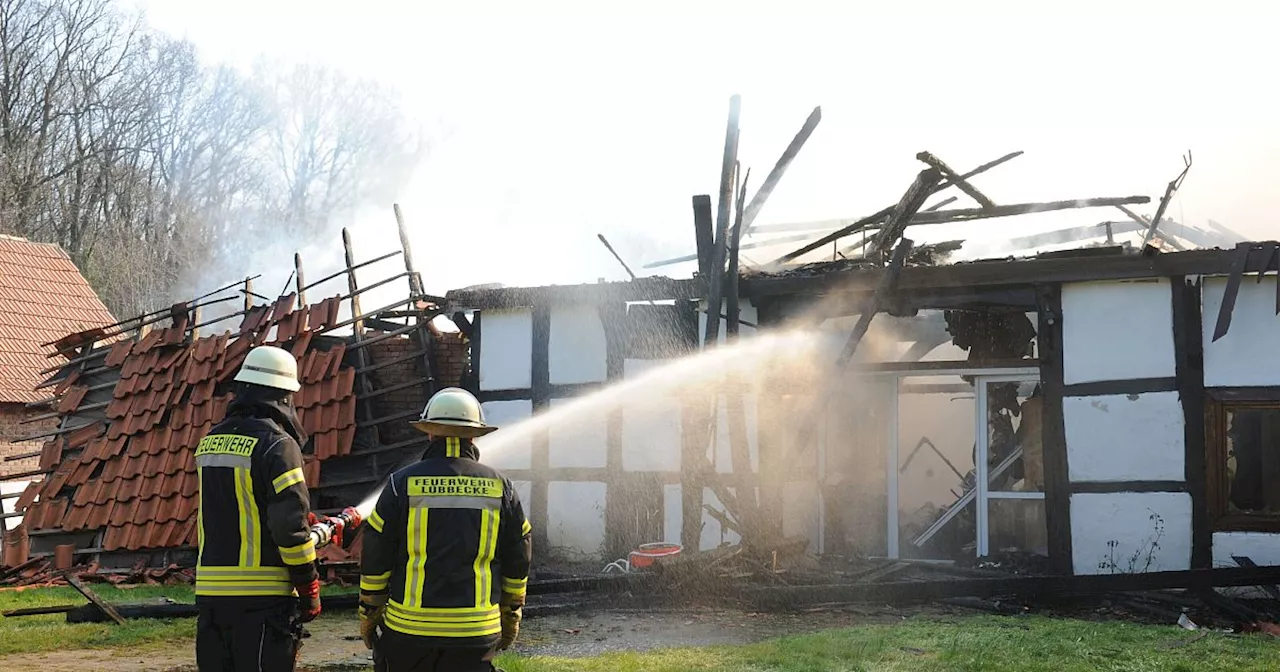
[195,389,318,600]
[360,437,533,647]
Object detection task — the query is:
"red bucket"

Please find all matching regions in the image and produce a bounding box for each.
[627,542,682,570]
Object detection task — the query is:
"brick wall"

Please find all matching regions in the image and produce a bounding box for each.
[432,330,469,389]
[0,402,52,477]
[362,327,471,446]
[366,334,429,446]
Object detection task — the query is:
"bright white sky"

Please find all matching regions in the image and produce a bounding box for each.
[130,0,1280,303]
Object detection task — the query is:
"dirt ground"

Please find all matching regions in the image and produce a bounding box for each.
[0,606,898,671]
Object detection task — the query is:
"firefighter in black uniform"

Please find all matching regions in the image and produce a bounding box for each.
[358,387,532,672]
[195,345,321,671]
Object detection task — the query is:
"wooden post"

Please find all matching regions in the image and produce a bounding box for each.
[294,254,307,306]
[190,305,202,341]
[393,203,425,296]
[725,170,755,510]
[243,277,253,312]
[704,95,741,349]
[394,204,436,399]
[342,228,376,423]
[343,228,365,336]
[692,196,714,279]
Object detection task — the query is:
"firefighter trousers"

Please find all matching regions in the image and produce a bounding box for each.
[373,629,499,672]
[196,597,300,672]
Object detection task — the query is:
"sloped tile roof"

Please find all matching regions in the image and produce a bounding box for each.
[22,294,357,552]
[0,236,116,403]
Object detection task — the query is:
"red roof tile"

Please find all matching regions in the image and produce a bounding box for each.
[105,340,134,367]
[24,293,373,550]
[0,236,116,403]
[39,440,62,471]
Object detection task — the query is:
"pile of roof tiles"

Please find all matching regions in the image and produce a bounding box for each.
[13,294,359,553]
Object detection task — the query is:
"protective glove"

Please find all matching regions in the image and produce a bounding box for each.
[295,578,322,623]
[359,594,388,650]
[498,593,524,651]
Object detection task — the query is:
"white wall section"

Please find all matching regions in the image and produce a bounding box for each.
[1061,279,1176,384]
[1212,532,1280,568]
[546,481,607,557]
[1203,276,1280,386]
[547,397,608,468]
[549,306,608,385]
[477,400,533,470]
[478,309,533,391]
[1070,492,1192,574]
[620,359,681,472]
[1063,392,1185,482]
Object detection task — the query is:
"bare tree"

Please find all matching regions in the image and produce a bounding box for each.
[0,0,422,318]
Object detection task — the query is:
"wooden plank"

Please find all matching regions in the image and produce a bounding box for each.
[772,150,1024,264]
[1069,481,1188,494]
[744,247,1261,299]
[1037,284,1073,575]
[3,604,80,617]
[530,306,551,554]
[301,249,402,294]
[692,195,715,279]
[738,106,822,236]
[705,96,742,349]
[294,253,308,306]
[744,565,1280,609]
[66,575,126,625]
[394,203,425,296]
[1212,242,1251,342]
[837,240,915,366]
[1230,556,1280,599]
[1171,276,1211,569]
[868,172,941,258]
[1062,377,1179,397]
[917,152,995,209]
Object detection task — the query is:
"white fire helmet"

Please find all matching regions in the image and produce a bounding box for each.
[233,345,302,392]
[410,387,497,438]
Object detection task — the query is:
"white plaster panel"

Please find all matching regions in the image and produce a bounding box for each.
[1203,276,1280,386]
[478,309,533,391]
[1061,279,1176,385]
[1070,492,1192,575]
[476,400,532,470]
[548,306,608,385]
[547,397,608,468]
[711,394,759,474]
[698,301,759,346]
[700,488,742,551]
[546,481,607,558]
[620,359,681,472]
[663,484,682,545]
[1063,392,1185,482]
[1212,532,1280,568]
[784,481,821,554]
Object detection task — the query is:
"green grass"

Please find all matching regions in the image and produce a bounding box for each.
[4,586,1279,671]
[496,615,1280,672]
[0,583,356,656]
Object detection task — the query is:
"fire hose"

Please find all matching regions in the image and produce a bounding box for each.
[307,506,363,551]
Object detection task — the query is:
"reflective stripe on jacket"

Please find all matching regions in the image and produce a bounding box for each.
[360,437,532,646]
[196,396,316,599]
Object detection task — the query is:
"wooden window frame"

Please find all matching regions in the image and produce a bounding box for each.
[1205,387,1280,533]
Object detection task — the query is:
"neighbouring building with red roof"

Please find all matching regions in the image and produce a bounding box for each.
[0,235,116,549]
